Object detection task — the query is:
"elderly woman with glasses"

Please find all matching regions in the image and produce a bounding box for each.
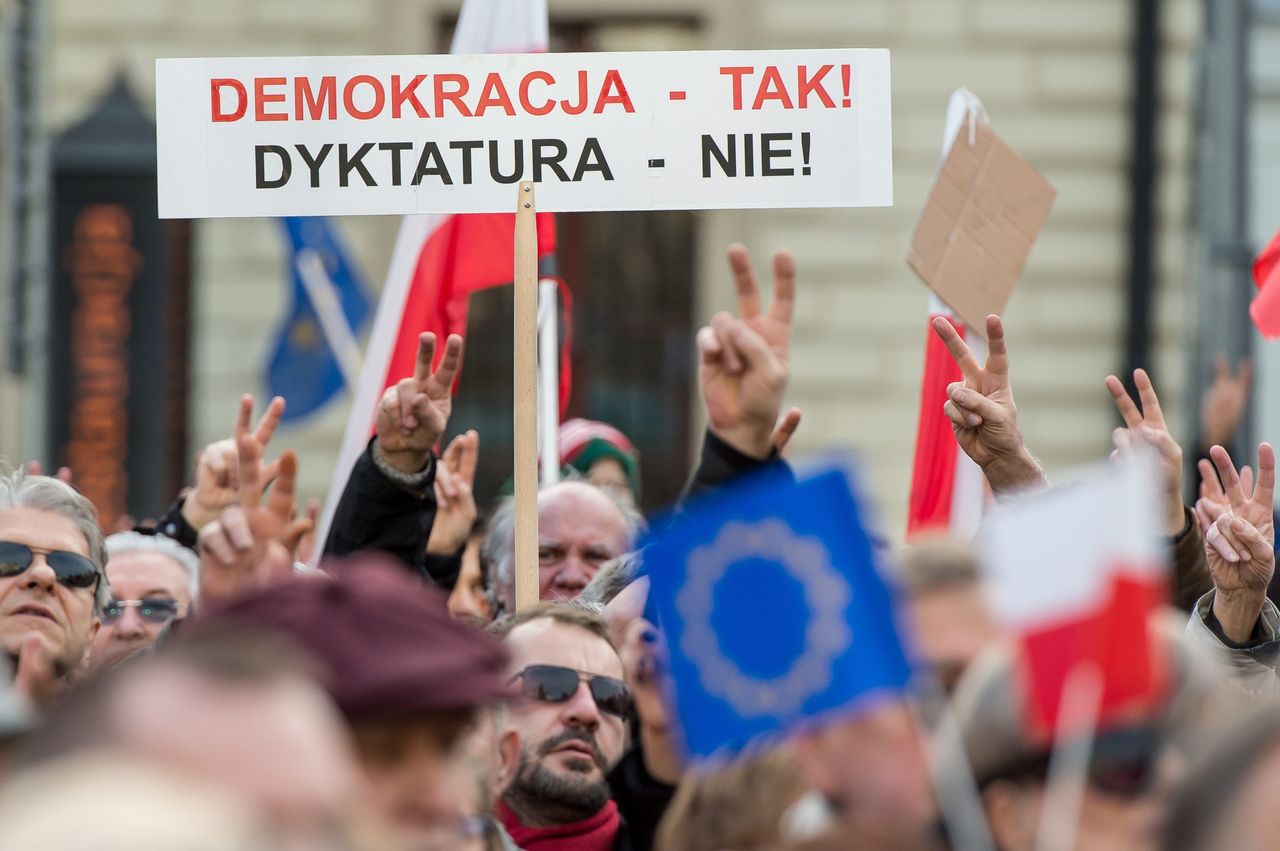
[89,531,198,670]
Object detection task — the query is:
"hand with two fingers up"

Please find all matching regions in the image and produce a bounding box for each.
[1202,442,1278,644]
[698,244,797,460]
[375,332,464,475]
[930,314,1045,494]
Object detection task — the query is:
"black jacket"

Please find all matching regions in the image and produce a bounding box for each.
[322,440,461,589]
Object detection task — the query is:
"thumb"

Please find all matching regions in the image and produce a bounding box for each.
[726,320,775,370]
[772,407,802,453]
[282,517,314,553]
[15,633,56,711]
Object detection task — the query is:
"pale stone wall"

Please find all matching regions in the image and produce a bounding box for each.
[38,0,1200,537]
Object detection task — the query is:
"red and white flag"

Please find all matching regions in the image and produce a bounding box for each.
[316,0,557,556]
[1252,229,1280,339]
[906,90,988,538]
[978,454,1170,739]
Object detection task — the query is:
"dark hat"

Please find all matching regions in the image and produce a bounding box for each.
[185,556,512,722]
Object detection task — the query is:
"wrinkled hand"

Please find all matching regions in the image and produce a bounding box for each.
[182,395,284,532]
[1202,354,1252,449]
[698,244,795,459]
[1196,458,1253,536]
[197,433,311,603]
[1204,443,1276,644]
[375,333,463,474]
[931,314,1043,493]
[427,430,479,556]
[1105,369,1186,535]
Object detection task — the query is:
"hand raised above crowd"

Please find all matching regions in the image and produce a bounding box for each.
[1196,457,1254,535]
[1204,443,1277,644]
[427,430,479,556]
[698,244,795,460]
[1201,354,1253,449]
[197,431,311,603]
[182,394,285,532]
[1105,369,1186,536]
[931,314,1044,493]
[375,332,463,474]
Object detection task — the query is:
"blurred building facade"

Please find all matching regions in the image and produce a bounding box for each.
[0,0,1204,534]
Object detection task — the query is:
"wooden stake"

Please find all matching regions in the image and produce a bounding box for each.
[513,181,539,610]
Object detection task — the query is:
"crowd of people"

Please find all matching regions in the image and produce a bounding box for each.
[0,241,1276,850]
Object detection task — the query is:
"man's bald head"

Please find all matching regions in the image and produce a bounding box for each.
[484,481,641,616]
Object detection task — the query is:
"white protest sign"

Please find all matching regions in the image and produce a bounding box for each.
[155,49,892,218]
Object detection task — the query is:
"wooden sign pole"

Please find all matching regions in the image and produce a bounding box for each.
[513,181,539,610]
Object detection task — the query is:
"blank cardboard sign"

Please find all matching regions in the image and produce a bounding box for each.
[906,121,1055,339]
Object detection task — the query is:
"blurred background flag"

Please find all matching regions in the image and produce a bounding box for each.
[267,217,371,422]
[1251,229,1280,339]
[644,461,912,760]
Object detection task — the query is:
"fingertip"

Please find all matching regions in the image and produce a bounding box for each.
[773,247,796,275]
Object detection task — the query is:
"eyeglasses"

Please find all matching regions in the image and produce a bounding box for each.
[510,664,632,718]
[1085,726,1160,798]
[0,540,99,590]
[102,598,181,626]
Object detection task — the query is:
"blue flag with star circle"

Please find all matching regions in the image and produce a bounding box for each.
[267,217,370,422]
[643,460,912,760]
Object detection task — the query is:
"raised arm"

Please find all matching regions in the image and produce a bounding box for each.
[685,244,796,500]
[322,333,464,585]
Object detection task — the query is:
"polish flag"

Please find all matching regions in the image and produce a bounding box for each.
[906,90,988,538]
[1251,230,1280,339]
[978,454,1170,739]
[316,0,556,556]
[907,296,987,537]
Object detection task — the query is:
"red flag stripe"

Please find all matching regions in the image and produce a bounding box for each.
[907,314,964,536]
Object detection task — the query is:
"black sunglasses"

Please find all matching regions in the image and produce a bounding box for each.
[511,664,632,718]
[0,541,99,590]
[102,598,180,626]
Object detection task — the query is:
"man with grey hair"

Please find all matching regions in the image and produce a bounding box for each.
[484,481,644,617]
[89,532,199,670]
[0,469,108,696]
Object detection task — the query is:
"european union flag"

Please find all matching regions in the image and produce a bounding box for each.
[267,218,370,422]
[643,461,912,760]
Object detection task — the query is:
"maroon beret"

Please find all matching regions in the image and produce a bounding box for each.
[186,556,512,722]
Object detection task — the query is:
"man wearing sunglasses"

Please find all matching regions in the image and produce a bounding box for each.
[492,603,638,851]
[0,471,109,696]
[89,531,198,670]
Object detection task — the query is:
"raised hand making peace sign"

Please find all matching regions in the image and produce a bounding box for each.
[182,394,285,532]
[931,314,1044,493]
[1105,369,1186,535]
[375,332,464,473]
[427,430,480,557]
[1203,442,1277,644]
[698,244,796,460]
[197,432,312,604]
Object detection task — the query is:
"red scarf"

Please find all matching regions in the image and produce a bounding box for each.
[498,799,621,851]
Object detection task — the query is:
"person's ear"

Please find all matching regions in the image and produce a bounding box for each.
[496,724,521,792]
[983,781,1039,851]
